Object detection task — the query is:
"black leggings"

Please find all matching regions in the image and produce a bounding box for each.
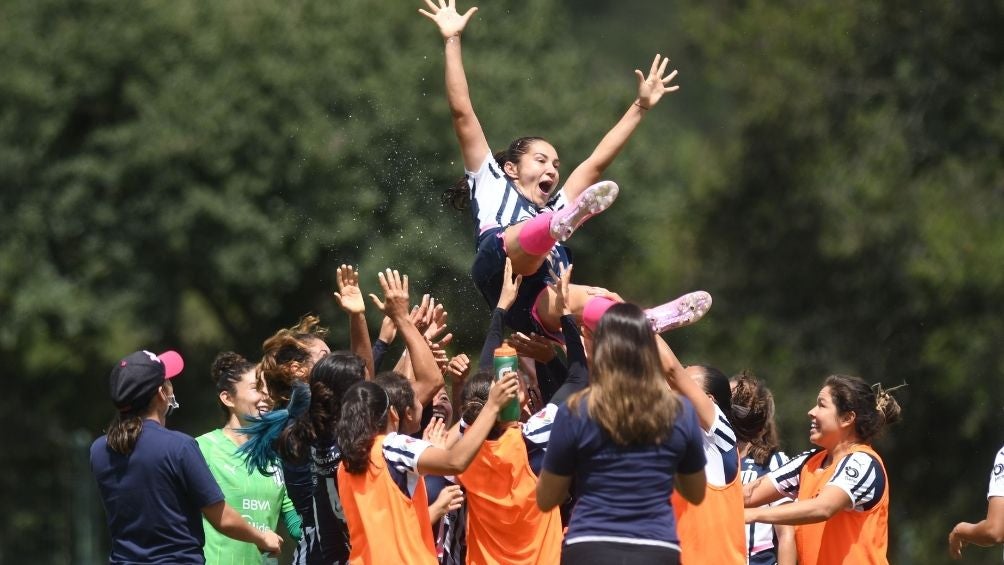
[561,541,680,565]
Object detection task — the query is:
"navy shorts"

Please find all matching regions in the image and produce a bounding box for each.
[470,227,571,336]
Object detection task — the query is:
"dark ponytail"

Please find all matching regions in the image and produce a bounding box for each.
[824,375,904,443]
[441,136,546,211]
[373,372,415,426]
[106,410,147,455]
[697,365,734,425]
[730,370,780,467]
[460,369,494,425]
[336,381,391,475]
[278,352,366,462]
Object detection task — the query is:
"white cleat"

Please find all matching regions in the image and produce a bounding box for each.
[645,291,713,333]
[549,180,620,242]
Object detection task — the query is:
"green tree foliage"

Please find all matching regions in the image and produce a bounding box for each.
[617,1,1002,562]
[0,0,614,559]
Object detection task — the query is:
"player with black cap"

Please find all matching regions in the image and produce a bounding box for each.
[89,349,282,564]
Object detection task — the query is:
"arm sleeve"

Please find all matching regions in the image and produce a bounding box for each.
[677,402,708,475]
[827,452,887,511]
[478,308,507,368]
[535,358,565,405]
[181,438,225,508]
[547,315,588,406]
[282,507,303,540]
[382,432,433,475]
[541,403,578,476]
[767,450,815,500]
[522,403,558,446]
[371,339,389,372]
[989,445,1004,499]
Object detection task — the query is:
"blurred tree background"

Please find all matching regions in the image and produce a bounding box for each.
[1,0,1001,562]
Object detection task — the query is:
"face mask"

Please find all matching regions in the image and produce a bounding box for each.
[166,394,180,416]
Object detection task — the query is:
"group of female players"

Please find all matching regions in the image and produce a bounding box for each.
[91,1,1003,564]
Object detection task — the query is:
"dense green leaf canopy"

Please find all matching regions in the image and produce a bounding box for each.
[1,0,1001,562]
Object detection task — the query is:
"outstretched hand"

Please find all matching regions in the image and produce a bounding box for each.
[634,54,679,110]
[333,264,366,315]
[445,353,471,384]
[498,257,523,311]
[547,263,573,317]
[419,0,478,39]
[512,332,557,363]
[369,269,411,321]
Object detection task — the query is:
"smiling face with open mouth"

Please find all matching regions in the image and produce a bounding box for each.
[431,387,452,425]
[503,139,561,208]
[807,385,849,450]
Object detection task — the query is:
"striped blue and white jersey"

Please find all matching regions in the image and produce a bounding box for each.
[988,444,1004,499]
[467,154,567,237]
[457,403,558,476]
[701,403,739,486]
[382,432,433,499]
[523,403,559,447]
[741,451,790,562]
[769,449,887,511]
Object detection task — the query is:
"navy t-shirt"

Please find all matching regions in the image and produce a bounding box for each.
[543,395,706,547]
[90,419,225,564]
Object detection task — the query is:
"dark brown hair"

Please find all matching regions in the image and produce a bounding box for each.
[277,352,366,463]
[336,381,391,475]
[443,136,547,210]
[211,351,256,420]
[730,370,779,466]
[259,314,329,407]
[824,374,903,444]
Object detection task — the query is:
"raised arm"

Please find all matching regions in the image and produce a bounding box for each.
[368,269,444,405]
[420,0,491,170]
[562,54,679,200]
[479,257,522,367]
[333,264,375,378]
[416,372,519,475]
[655,335,717,431]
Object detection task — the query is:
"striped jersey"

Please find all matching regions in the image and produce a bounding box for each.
[769,449,886,512]
[988,444,1004,499]
[466,154,567,239]
[740,451,790,564]
[703,403,740,486]
[769,446,890,565]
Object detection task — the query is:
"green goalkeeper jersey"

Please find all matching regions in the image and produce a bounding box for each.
[197,428,297,564]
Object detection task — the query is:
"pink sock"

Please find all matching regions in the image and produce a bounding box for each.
[516,213,557,255]
[582,297,616,331]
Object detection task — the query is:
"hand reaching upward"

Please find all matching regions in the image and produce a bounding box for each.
[369,269,411,322]
[634,54,679,110]
[333,264,366,315]
[419,0,478,39]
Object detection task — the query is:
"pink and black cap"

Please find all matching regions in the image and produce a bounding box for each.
[109,350,184,412]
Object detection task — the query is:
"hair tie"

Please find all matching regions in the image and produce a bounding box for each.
[871,382,907,410]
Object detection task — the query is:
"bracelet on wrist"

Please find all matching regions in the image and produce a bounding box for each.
[634,101,650,111]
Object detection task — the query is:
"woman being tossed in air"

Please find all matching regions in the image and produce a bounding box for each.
[419,0,711,341]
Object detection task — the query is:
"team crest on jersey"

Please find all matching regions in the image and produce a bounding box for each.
[994,463,1003,477]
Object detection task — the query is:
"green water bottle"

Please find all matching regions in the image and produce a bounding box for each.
[493,343,522,422]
